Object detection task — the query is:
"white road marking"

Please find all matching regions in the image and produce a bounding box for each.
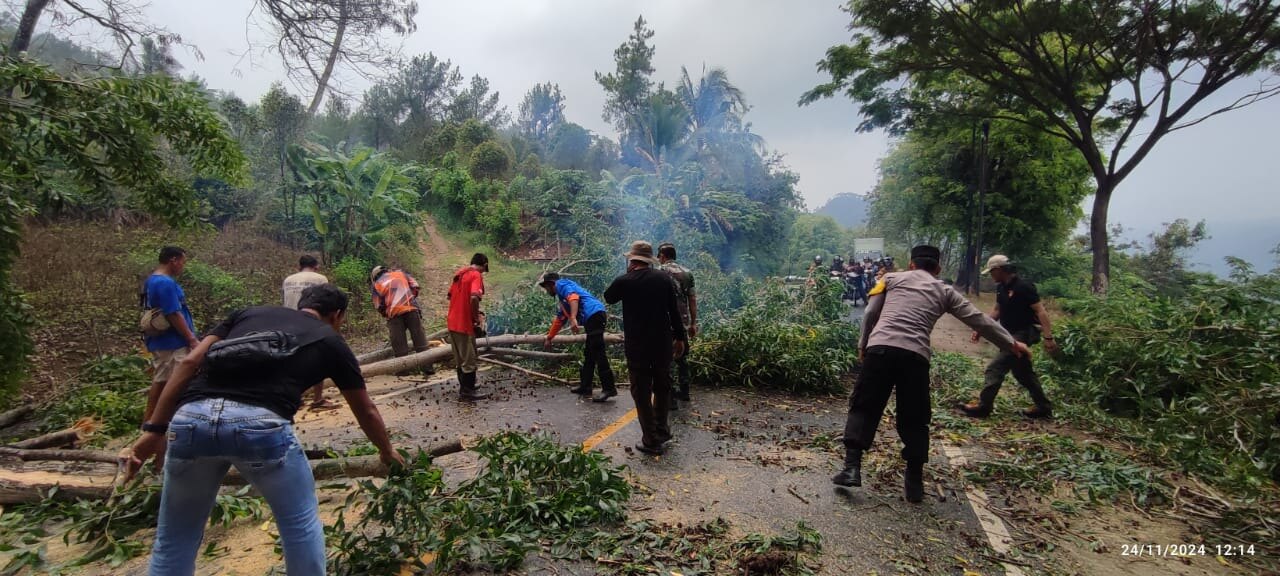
[942,443,1027,576]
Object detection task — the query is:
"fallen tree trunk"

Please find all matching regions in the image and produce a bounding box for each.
[0,439,470,503]
[0,447,118,464]
[0,469,117,504]
[355,329,449,365]
[480,347,574,361]
[361,333,622,377]
[0,406,33,430]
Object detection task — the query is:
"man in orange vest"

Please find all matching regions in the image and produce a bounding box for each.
[370,266,429,363]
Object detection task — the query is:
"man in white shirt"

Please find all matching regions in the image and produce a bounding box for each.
[282,255,336,410]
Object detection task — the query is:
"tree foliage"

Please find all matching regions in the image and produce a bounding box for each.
[517,82,566,143]
[288,145,418,263]
[804,0,1280,294]
[0,56,245,404]
[257,0,419,114]
[595,16,656,135]
[868,116,1092,269]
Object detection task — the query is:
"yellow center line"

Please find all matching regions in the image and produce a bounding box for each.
[581,408,638,452]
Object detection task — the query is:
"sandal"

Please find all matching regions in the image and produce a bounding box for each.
[309,398,342,411]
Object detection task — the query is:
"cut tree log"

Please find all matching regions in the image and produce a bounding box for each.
[361,333,622,377]
[480,347,574,361]
[355,329,449,365]
[0,406,33,430]
[0,439,470,503]
[0,469,117,504]
[478,357,572,385]
[0,447,118,463]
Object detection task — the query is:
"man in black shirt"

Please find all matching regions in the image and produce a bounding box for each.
[122,284,404,575]
[604,241,688,456]
[961,255,1058,419]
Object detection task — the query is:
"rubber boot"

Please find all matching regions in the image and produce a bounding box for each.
[458,371,489,401]
[831,448,862,487]
[904,461,924,503]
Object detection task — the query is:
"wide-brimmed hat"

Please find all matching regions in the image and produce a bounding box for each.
[981,254,1012,275]
[623,240,659,267]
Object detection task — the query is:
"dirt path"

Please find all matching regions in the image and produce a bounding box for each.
[415,216,470,329]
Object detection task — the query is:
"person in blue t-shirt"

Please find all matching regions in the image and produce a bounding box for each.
[142,246,199,424]
[539,272,617,402]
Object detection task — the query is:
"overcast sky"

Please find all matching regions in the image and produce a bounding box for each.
[61,0,1280,271]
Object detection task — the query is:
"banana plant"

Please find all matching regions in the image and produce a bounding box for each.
[288,144,419,264]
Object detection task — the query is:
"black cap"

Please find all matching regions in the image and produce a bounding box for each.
[538,272,559,286]
[911,245,941,260]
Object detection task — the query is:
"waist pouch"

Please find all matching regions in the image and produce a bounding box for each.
[205,329,325,373]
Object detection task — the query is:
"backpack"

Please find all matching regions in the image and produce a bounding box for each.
[138,275,170,337]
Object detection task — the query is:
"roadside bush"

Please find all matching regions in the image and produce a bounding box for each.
[690,276,857,394]
[331,255,371,295]
[1046,271,1280,491]
[328,432,630,574]
[477,198,521,248]
[469,141,511,180]
[485,288,552,336]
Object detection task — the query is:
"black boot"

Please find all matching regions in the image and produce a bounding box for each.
[904,462,924,503]
[458,371,489,401]
[831,448,862,487]
[591,385,617,402]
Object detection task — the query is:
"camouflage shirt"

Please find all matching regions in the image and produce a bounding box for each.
[661,261,696,327]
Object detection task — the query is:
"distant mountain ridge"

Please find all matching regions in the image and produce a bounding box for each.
[814,193,869,229]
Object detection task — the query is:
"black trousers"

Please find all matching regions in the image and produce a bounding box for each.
[843,345,932,465]
[580,312,615,391]
[979,327,1051,410]
[626,341,673,448]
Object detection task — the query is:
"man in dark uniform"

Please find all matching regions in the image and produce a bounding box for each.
[604,241,688,456]
[960,255,1058,419]
[834,246,1029,502]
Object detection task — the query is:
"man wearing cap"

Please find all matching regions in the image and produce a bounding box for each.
[539,272,617,402]
[370,265,429,361]
[959,255,1058,419]
[834,245,1030,502]
[604,241,688,455]
[657,242,697,407]
[447,254,491,401]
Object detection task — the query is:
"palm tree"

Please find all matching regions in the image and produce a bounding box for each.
[629,87,691,177]
[675,66,764,181]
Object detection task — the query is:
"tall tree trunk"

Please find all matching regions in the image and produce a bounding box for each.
[307,2,348,116]
[8,0,53,54]
[1089,182,1113,295]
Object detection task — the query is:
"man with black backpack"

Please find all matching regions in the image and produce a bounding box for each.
[123,284,404,574]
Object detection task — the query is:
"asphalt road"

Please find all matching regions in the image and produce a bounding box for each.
[290,363,1009,575]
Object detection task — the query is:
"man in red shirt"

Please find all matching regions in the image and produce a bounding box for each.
[447,253,490,401]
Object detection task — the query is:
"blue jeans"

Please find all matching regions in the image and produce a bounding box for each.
[149,398,324,575]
